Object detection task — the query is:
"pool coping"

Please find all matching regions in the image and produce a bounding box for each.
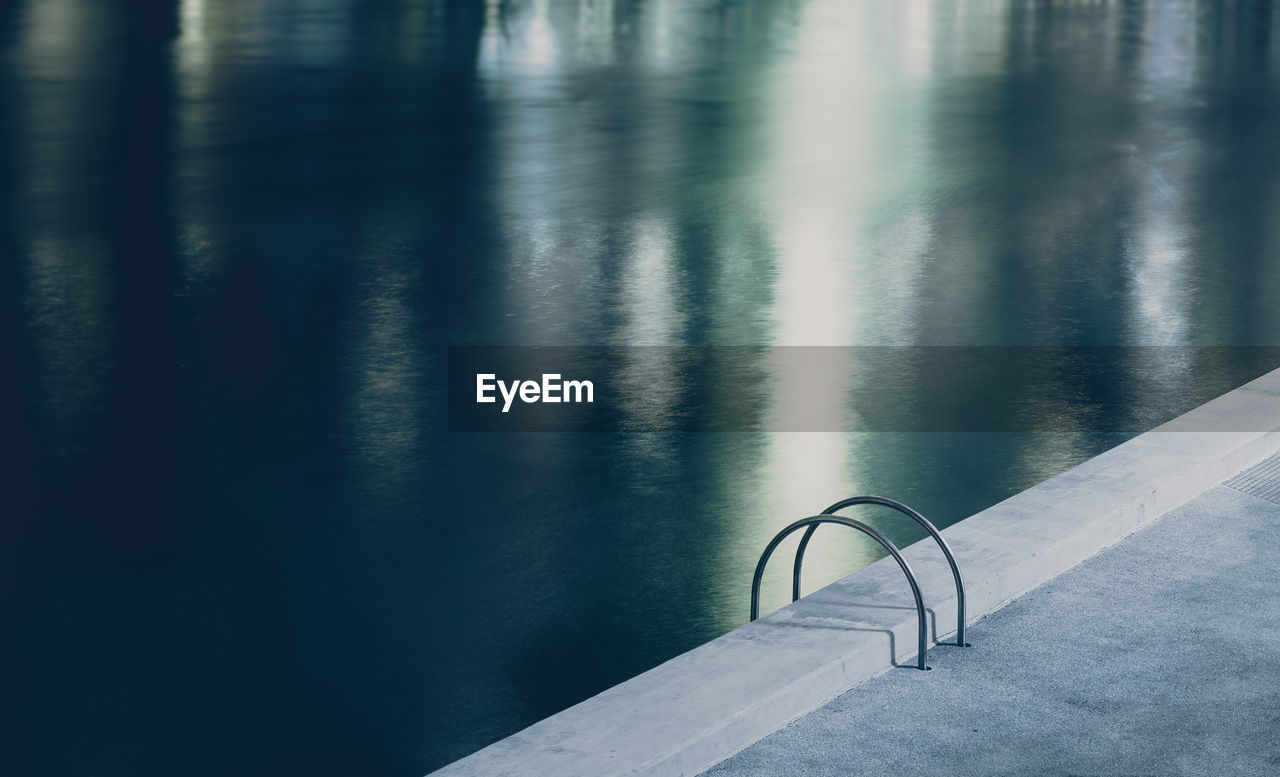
[428,368,1280,777]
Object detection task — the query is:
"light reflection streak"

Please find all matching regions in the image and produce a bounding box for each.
[19,0,97,73]
[174,0,223,283]
[478,0,563,77]
[345,230,425,512]
[180,0,206,43]
[24,240,113,458]
[14,0,117,459]
[1127,1,1197,348]
[904,0,934,77]
[751,0,918,607]
[575,0,616,66]
[615,218,686,431]
[646,0,675,70]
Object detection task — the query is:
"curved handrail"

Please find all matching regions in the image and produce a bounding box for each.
[751,515,931,671]
[792,496,967,647]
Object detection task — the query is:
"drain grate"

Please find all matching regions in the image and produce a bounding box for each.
[1225,451,1280,505]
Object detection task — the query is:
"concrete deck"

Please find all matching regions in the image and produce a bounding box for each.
[702,461,1280,777]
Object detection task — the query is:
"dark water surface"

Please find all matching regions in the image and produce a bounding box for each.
[3,1,1280,775]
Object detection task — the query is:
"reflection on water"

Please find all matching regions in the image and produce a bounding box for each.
[3,0,1280,774]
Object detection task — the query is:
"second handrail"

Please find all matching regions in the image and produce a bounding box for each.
[751,515,931,671]
[792,495,968,647]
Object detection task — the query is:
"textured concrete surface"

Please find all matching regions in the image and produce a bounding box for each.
[430,370,1280,777]
[702,473,1280,777]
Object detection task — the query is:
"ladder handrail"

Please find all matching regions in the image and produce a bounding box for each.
[792,495,968,647]
[751,515,931,671]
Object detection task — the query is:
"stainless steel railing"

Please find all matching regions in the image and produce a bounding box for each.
[797,496,968,647]
[750,514,932,670]
[750,497,970,672]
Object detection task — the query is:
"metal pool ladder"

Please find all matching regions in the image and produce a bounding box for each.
[749,496,969,671]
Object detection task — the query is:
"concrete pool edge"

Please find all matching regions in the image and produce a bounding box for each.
[428,368,1280,777]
